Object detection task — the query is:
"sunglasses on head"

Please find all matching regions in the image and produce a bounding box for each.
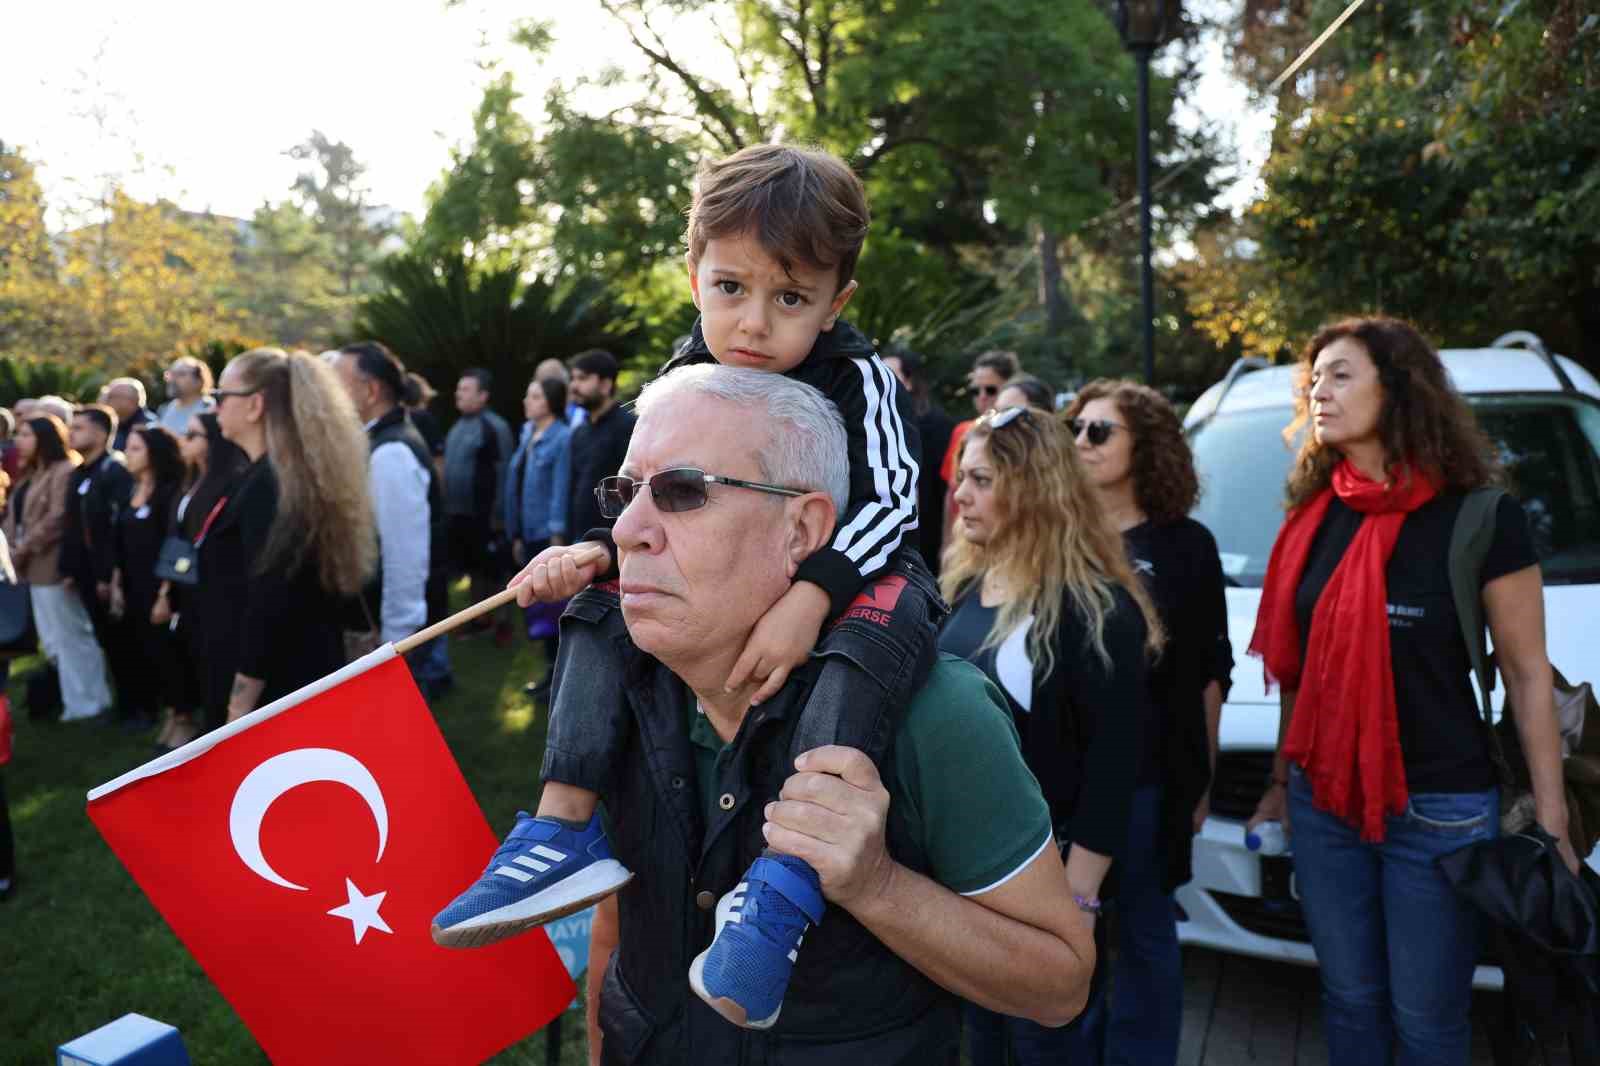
[1068,418,1124,447]
[594,467,805,519]
[983,405,1029,429]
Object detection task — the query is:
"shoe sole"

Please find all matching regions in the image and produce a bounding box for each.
[431,861,633,949]
[688,947,781,1030]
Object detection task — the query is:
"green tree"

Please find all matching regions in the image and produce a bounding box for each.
[233,199,345,349]
[286,131,392,303]
[1192,0,1600,366]
[355,251,639,426]
[0,142,61,356]
[419,1,1225,383]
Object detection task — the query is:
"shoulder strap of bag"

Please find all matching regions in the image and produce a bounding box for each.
[1449,486,1512,782]
[192,496,229,548]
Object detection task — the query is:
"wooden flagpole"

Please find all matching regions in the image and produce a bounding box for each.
[393,543,610,656]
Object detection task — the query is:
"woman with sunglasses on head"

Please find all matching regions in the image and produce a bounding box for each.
[942,404,1163,1064]
[1062,380,1232,1066]
[207,348,375,724]
[1247,317,1573,1065]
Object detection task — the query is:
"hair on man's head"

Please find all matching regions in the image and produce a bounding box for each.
[73,403,117,439]
[570,349,620,382]
[687,144,869,294]
[339,341,407,404]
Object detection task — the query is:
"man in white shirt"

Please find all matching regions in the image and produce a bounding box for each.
[156,356,216,435]
[335,343,451,696]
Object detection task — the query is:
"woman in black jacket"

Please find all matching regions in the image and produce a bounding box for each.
[110,425,187,746]
[208,348,376,722]
[940,404,1163,1065]
[1064,380,1233,1065]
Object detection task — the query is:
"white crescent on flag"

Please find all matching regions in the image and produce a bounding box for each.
[228,747,390,891]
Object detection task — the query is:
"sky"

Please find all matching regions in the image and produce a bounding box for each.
[4,0,1274,229]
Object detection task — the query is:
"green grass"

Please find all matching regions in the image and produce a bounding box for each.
[0,587,589,1066]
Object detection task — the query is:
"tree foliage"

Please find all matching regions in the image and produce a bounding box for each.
[1191,0,1600,366]
[415,1,1225,387]
[355,251,639,426]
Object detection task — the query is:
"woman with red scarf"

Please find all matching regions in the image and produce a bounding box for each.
[1245,317,1576,1066]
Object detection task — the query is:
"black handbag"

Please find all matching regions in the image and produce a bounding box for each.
[154,496,228,586]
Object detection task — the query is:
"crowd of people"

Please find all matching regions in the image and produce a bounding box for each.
[0,139,1578,1066]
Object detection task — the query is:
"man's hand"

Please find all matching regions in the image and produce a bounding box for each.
[508,541,611,606]
[763,745,895,910]
[724,581,830,704]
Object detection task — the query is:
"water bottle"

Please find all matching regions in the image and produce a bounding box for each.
[1246,820,1290,856]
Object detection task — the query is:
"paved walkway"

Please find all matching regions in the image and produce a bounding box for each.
[1176,947,1573,1065]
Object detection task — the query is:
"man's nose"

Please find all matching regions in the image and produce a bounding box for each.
[610,483,661,554]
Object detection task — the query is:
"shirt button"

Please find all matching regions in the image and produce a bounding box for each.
[670,775,686,790]
[718,792,736,811]
[696,890,716,911]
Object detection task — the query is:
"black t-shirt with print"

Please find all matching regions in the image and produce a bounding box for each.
[1124,517,1232,788]
[1293,492,1537,793]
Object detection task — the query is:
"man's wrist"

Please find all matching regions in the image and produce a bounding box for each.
[843,856,904,923]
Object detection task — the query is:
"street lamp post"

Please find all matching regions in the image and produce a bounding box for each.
[1117,0,1173,386]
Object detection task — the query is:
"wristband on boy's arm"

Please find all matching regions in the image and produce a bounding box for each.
[795,546,871,619]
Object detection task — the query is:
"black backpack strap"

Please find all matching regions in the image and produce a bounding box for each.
[1448,486,1513,783]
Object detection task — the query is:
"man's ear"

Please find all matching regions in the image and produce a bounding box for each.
[686,253,702,310]
[823,280,858,332]
[786,493,837,574]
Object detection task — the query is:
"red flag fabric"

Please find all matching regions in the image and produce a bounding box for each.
[87,650,574,1065]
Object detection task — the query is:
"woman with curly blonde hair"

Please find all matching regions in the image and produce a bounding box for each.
[1063,379,1232,1065]
[206,347,376,723]
[939,404,1161,1064]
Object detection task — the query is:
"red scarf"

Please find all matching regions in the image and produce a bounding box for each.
[1248,459,1438,842]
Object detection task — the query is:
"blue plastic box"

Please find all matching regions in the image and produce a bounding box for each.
[57,1013,189,1066]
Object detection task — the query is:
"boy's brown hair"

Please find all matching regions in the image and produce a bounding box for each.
[686,144,869,294]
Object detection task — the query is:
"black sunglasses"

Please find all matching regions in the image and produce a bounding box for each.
[1068,418,1125,447]
[971,383,1001,397]
[595,467,805,519]
[207,388,258,402]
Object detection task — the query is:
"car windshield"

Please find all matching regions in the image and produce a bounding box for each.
[1189,397,1600,587]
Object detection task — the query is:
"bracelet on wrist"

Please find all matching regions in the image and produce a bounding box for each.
[1073,894,1102,916]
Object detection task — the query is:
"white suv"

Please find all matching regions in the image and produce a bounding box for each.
[1177,333,1600,989]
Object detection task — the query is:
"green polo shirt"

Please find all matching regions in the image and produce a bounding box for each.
[688,654,1054,895]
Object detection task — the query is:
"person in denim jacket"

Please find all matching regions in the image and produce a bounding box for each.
[505,375,573,695]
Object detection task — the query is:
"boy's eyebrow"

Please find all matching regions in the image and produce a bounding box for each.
[707,264,818,293]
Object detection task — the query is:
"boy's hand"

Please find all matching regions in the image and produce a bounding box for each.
[725,582,831,705]
[508,541,611,607]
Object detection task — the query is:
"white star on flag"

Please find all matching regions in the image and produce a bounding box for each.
[327,878,393,944]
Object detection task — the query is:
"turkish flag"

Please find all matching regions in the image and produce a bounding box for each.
[87,649,574,1065]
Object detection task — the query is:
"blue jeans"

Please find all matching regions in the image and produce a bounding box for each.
[1102,784,1183,1066]
[1288,766,1496,1066]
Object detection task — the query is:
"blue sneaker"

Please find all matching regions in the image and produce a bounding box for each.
[431,811,631,949]
[688,854,825,1029]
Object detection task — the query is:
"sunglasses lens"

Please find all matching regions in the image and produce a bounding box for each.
[595,478,633,518]
[652,470,708,513]
[1088,422,1112,446]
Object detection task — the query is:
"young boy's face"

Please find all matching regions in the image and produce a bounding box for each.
[687,230,857,374]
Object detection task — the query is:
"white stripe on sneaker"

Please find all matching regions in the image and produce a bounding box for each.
[494,865,535,883]
[513,855,551,872]
[530,845,568,862]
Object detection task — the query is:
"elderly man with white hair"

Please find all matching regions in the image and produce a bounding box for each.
[504,365,1094,1064]
[101,377,156,452]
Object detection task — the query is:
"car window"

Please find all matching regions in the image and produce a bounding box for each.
[1188,408,1297,587]
[1476,398,1600,585]
[1188,397,1600,587]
